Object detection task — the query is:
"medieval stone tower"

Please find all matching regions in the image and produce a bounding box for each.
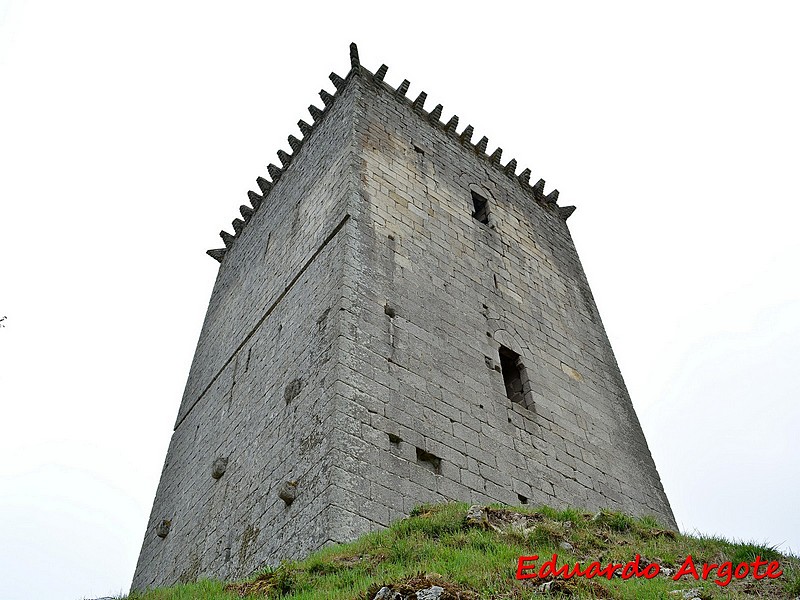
[132,44,675,591]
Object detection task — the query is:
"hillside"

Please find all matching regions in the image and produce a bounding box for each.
[124,503,799,599]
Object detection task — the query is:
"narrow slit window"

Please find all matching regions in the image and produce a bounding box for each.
[499,346,525,405]
[471,191,489,225]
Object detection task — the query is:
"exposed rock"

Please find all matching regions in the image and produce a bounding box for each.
[465,505,488,528]
[465,505,542,535]
[668,589,704,600]
[538,580,555,593]
[372,586,445,600]
[369,574,477,600]
[372,587,399,600]
[416,586,444,600]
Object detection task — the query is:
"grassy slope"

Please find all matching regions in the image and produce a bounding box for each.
[125,503,800,599]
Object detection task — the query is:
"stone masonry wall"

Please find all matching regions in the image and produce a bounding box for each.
[330,71,675,536]
[131,76,359,590]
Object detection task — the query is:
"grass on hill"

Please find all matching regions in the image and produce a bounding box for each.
[125,503,800,599]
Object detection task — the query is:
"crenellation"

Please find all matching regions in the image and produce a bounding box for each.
[349,42,360,68]
[329,72,346,91]
[246,190,262,210]
[287,135,302,153]
[319,89,335,107]
[206,248,226,262]
[277,149,292,167]
[373,64,388,82]
[219,230,235,248]
[255,177,271,196]
[395,79,410,96]
[297,119,313,137]
[459,124,474,144]
[559,205,577,219]
[308,103,324,122]
[266,162,282,181]
[531,177,545,201]
[412,91,427,112]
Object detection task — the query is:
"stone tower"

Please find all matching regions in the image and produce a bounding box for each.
[132,44,675,591]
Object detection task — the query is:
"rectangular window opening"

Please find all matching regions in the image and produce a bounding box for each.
[471,191,489,225]
[499,346,525,406]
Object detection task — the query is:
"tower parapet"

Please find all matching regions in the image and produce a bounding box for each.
[206,43,574,264]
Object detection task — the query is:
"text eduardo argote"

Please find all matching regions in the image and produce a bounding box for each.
[516,553,783,587]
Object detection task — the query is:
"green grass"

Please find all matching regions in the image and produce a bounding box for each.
[125,503,799,599]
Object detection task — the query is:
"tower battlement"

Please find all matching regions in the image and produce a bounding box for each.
[207,43,573,265]
[133,43,674,592]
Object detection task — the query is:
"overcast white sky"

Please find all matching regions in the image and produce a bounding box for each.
[1,2,798,599]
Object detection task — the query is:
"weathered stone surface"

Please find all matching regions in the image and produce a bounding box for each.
[132,62,359,592]
[132,47,675,592]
